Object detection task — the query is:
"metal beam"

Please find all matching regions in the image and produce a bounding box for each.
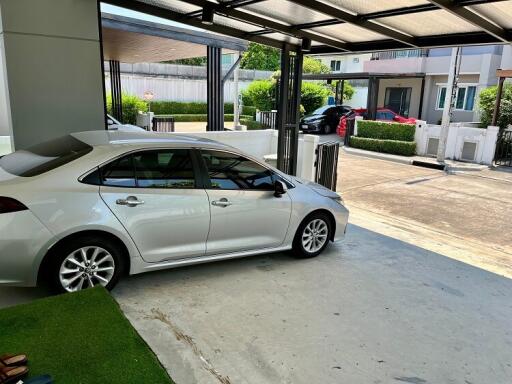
[427,0,510,43]
[181,0,350,51]
[288,0,418,47]
[102,0,291,50]
[207,46,224,131]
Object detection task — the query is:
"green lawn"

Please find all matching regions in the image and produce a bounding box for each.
[0,287,173,384]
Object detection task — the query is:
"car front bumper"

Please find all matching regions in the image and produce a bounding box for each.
[0,211,53,286]
[300,122,322,132]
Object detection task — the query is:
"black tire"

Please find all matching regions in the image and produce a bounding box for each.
[292,212,332,258]
[322,124,331,134]
[44,235,125,293]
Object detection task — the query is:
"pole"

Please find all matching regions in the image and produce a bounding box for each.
[233,52,241,130]
[437,47,461,162]
[492,76,505,126]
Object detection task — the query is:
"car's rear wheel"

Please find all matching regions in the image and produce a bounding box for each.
[46,235,125,293]
[292,212,332,258]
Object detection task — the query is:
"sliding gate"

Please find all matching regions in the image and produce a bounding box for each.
[494,130,512,167]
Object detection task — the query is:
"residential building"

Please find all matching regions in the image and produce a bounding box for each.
[315,46,511,124]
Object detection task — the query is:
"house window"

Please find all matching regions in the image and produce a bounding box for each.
[330,60,341,71]
[436,85,477,111]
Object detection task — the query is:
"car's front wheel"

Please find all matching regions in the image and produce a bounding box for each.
[46,235,125,293]
[292,212,332,258]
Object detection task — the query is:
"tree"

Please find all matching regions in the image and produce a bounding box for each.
[303,56,330,74]
[479,84,512,129]
[240,43,280,71]
[331,80,355,102]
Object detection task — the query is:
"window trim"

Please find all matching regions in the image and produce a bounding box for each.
[79,147,203,190]
[435,83,478,112]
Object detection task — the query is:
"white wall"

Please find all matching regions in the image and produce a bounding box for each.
[0,135,11,155]
[415,120,499,165]
[0,0,105,149]
[106,74,253,103]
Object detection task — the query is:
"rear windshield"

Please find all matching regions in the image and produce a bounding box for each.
[0,135,92,177]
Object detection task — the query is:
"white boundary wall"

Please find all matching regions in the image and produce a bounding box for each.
[415,120,499,165]
[0,136,12,155]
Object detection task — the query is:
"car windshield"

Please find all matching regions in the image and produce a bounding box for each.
[310,106,331,115]
[0,135,92,177]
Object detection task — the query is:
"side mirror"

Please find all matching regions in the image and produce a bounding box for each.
[274,180,288,198]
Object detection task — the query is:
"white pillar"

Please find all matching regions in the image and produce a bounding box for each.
[415,120,427,155]
[437,47,461,162]
[300,134,319,181]
[0,0,105,149]
[482,125,500,165]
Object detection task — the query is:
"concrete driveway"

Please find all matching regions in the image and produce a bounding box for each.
[110,224,511,384]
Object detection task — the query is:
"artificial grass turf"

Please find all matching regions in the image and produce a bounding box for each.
[0,287,173,384]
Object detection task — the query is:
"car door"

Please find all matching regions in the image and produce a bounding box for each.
[99,148,210,263]
[199,149,292,255]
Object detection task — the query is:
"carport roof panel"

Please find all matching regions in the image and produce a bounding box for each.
[105,0,512,53]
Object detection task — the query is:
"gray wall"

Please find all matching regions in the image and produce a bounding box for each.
[0,0,105,149]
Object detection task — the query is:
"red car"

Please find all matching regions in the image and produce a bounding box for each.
[337,108,416,137]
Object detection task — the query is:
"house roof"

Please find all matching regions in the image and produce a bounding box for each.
[103,0,512,54]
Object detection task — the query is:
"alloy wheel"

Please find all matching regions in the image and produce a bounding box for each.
[302,219,328,253]
[59,246,115,292]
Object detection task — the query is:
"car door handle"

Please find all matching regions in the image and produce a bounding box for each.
[211,198,232,207]
[116,196,145,207]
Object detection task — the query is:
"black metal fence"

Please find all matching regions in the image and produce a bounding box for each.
[494,130,512,166]
[152,116,175,132]
[315,141,340,191]
[260,111,277,129]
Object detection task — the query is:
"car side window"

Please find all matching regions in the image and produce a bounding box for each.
[200,150,275,191]
[101,155,136,187]
[133,149,195,189]
[98,149,196,189]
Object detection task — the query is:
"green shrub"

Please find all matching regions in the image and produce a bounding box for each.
[478,84,512,129]
[357,120,416,142]
[150,102,257,118]
[106,94,148,125]
[242,79,277,111]
[240,119,264,130]
[156,114,252,122]
[350,137,416,156]
[301,82,331,114]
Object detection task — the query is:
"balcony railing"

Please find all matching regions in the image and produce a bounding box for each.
[371,49,429,61]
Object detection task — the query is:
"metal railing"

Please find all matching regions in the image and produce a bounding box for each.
[152,116,175,132]
[260,111,277,130]
[494,130,512,167]
[371,49,428,60]
[315,141,340,191]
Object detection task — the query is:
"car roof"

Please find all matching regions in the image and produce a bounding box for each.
[71,130,233,150]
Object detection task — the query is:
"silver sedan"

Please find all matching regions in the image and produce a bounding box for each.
[0,131,349,292]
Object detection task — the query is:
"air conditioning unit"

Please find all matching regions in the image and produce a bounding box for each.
[461,141,477,162]
[426,137,439,157]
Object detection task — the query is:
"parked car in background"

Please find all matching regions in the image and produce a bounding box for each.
[337,108,416,137]
[0,131,349,292]
[107,114,146,132]
[300,105,352,134]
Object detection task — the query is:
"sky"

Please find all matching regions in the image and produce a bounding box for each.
[100,3,205,32]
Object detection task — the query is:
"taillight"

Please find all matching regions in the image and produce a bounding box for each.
[0,197,28,214]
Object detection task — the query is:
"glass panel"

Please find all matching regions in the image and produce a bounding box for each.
[101,155,136,188]
[324,0,430,15]
[201,150,275,190]
[0,135,92,177]
[437,87,447,109]
[133,149,195,189]
[465,86,476,111]
[456,87,466,110]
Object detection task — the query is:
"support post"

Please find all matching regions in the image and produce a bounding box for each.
[492,76,505,127]
[276,45,303,175]
[207,46,224,131]
[437,47,461,162]
[340,80,345,105]
[418,77,426,119]
[367,77,379,120]
[109,60,123,122]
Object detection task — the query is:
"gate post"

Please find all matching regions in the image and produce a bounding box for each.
[276,45,303,175]
[207,46,224,131]
[109,60,123,122]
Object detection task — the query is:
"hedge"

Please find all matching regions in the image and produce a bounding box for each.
[350,137,416,156]
[240,119,264,130]
[150,101,257,118]
[357,120,415,142]
[156,114,253,122]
